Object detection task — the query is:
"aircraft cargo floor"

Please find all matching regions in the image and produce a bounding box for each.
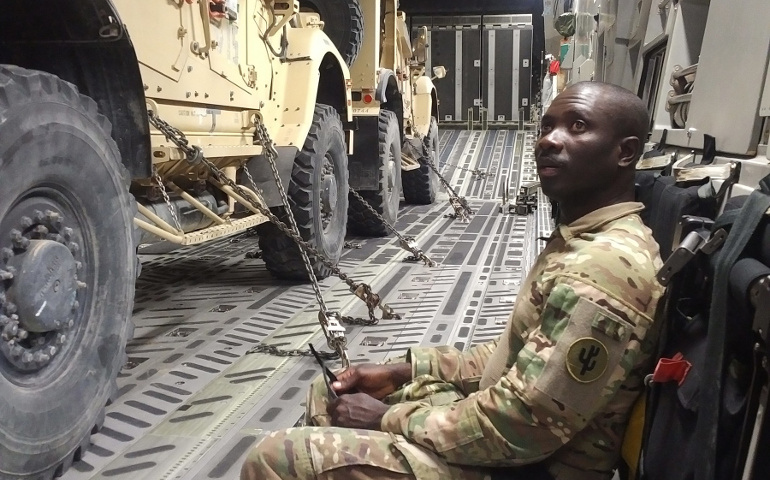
[62,129,551,480]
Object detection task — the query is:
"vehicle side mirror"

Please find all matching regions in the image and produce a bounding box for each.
[412,26,428,63]
[432,66,446,80]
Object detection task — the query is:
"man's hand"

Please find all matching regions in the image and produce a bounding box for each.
[327,393,391,430]
[332,362,412,400]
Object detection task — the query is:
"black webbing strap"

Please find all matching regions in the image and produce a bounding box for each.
[700,134,716,166]
[712,207,741,232]
[695,173,770,480]
[638,307,667,480]
[644,129,668,157]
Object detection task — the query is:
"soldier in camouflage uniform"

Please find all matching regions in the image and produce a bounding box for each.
[241,82,665,480]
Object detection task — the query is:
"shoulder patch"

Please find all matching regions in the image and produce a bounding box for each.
[566,337,608,383]
[532,294,636,418]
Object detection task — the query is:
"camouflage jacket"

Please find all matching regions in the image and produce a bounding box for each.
[380,202,665,480]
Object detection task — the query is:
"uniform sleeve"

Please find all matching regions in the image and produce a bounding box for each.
[381,278,654,466]
[407,341,498,395]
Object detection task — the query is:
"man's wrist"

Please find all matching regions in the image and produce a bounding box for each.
[388,362,412,388]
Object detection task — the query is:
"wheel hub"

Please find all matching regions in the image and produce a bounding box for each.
[8,240,77,332]
[322,174,338,213]
[320,154,339,233]
[0,207,85,373]
[387,154,397,195]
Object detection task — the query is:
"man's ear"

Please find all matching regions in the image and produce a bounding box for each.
[618,136,641,168]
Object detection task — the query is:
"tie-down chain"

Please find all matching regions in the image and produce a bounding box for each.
[442,160,494,180]
[348,188,435,267]
[415,134,475,222]
[148,111,401,366]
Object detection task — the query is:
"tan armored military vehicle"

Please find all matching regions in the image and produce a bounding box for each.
[0,1,352,478]
[302,0,445,236]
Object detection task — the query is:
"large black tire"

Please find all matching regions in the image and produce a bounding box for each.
[258,104,349,280]
[403,116,440,205]
[301,0,364,66]
[348,110,402,237]
[0,66,137,479]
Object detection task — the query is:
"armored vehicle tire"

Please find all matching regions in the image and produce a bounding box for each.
[258,104,349,280]
[0,66,137,479]
[403,116,440,205]
[301,0,364,66]
[348,110,402,237]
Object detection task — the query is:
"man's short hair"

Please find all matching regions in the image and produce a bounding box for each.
[569,81,650,152]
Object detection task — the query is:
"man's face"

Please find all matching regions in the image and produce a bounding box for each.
[535,87,621,204]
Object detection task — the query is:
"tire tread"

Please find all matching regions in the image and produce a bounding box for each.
[258,104,348,280]
[403,117,440,205]
[0,65,138,480]
[348,110,401,237]
[302,0,363,66]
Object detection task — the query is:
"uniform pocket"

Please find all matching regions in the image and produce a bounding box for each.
[307,428,413,475]
[391,433,473,480]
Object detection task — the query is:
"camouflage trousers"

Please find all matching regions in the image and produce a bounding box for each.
[240,369,495,480]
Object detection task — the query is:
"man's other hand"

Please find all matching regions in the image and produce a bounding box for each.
[327,393,391,430]
[332,363,411,400]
